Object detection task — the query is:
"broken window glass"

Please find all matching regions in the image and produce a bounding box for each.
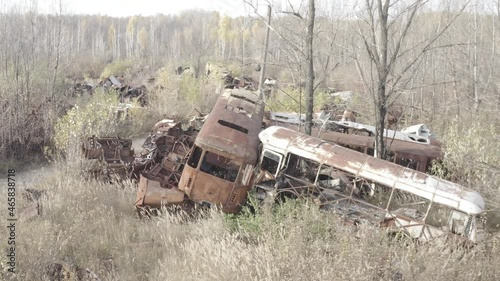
[315,165,353,197]
[426,203,469,235]
[199,151,241,182]
[388,188,429,221]
[285,153,320,182]
[261,150,282,176]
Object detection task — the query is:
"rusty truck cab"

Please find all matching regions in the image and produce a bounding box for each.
[179,88,264,213]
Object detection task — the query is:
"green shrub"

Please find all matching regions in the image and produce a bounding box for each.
[100,60,134,79]
[52,89,151,160]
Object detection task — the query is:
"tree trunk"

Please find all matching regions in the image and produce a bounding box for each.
[305,0,315,136]
[473,1,480,111]
[374,0,389,159]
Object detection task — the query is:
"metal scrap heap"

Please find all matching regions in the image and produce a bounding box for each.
[81,136,135,179]
[133,119,198,210]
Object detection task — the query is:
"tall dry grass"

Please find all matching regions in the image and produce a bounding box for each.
[1,166,500,281]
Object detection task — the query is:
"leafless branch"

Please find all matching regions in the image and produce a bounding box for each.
[390,0,471,94]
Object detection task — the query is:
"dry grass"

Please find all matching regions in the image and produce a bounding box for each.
[1,165,500,281]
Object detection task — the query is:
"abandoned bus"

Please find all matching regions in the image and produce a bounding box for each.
[316,130,442,173]
[256,126,485,243]
[178,88,265,213]
[266,119,442,173]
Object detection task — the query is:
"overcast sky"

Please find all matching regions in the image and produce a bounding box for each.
[31,0,265,17]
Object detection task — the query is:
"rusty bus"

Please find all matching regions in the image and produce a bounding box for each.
[177,88,265,213]
[315,130,442,173]
[265,112,442,173]
[255,126,485,244]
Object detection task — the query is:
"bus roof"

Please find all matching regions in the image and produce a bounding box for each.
[196,89,264,162]
[316,130,442,159]
[259,126,485,215]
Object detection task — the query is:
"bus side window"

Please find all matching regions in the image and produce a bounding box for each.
[285,154,300,176]
[426,204,468,235]
[315,164,335,187]
[285,153,319,181]
[315,165,350,196]
[188,146,203,168]
[261,150,282,176]
[388,189,429,220]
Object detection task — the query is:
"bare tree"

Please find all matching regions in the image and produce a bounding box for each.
[244,0,320,135]
[355,0,469,158]
[304,0,315,135]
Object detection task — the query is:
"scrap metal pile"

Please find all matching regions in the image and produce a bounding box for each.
[71,75,148,107]
[100,75,148,106]
[133,119,199,210]
[81,136,135,179]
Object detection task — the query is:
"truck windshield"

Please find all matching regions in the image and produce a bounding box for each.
[200,151,240,182]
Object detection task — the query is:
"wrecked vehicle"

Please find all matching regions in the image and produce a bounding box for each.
[100,75,148,106]
[315,130,442,173]
[134,119,198,210]
[135,88,264,213]
[178,88,265,213]
[80,85,485,245]
[265,111,442,173]
[254,126,485,244]
[318,119,440,146]
[81,136,135,178]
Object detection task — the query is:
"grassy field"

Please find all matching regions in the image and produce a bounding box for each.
[1,164,500,281]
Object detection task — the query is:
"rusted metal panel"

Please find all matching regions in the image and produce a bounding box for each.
[132,120,197,209]
[273,120,441,172]
[81,136,134,161]
[317,130,442,159]
[135,175,185,208]
[194,89,263,162]
[327,120,438,145]
[81,136,135,178]
[268,110,439,145]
